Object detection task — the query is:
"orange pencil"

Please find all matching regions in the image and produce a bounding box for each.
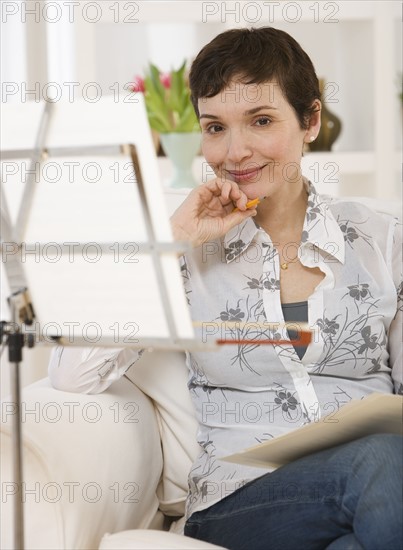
[232,198,261,212]
[217,333,312,346]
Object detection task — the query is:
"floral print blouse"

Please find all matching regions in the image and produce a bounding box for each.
[48,183,402,522]
[180,183,402,519]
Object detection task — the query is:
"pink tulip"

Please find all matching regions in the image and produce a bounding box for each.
[160,73,171,89]
[130,76,145,93]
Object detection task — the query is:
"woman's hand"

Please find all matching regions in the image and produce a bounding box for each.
[170,178,258,248]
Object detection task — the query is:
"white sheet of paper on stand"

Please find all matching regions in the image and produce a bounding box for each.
[1,96,198,348]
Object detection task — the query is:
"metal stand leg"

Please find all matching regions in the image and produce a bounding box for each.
[9,350,24,550]
[2,313,28,550]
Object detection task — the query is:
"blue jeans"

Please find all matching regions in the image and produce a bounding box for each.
[184,434,403,550]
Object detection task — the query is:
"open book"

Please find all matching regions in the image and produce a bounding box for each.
[221,393,403,469]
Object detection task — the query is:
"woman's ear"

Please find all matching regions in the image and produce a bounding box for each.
[304,99,321,144]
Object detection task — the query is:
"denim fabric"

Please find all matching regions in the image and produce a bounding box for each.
[184,434,403,550]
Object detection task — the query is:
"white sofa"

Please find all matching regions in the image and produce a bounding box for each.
[1,349,226,549]
[1,193,400,549]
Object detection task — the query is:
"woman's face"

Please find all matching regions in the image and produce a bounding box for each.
[198,80,317,201]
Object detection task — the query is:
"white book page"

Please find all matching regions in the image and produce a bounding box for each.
[221,393,403,469]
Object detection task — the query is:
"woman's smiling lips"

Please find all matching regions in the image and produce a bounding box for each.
[225,164,267,183]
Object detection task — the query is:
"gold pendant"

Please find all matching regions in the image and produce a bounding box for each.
[280,262,288,270]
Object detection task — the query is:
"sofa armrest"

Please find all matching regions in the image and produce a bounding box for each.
[1,375,163,550]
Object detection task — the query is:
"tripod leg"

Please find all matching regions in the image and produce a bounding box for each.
[9,332,25,550]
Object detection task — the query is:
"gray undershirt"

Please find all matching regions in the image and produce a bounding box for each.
[281,301,308,360]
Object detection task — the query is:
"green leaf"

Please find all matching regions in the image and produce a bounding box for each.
[169,70,184,113]
[147,113,172,133]
[141,59,198,133]
[175,102,200,133]
[148,63,166,98]
[143,73,172,129]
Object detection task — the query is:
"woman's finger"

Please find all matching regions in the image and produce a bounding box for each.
[221,206,258,234]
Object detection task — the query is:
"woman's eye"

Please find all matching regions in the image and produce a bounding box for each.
[255,117,271,127]
[206,124,223,134]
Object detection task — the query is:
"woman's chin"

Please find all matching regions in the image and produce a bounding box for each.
[238,183,267,200]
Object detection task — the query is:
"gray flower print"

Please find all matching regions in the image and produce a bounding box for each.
[274,390,298,416]
[397,281,403,312]
[306,201,321,223]
[347,283,371,301]
[244,276,263,291]
[263,277,280,292]
[357,326,378,354]
[317,316,340,336]
[337,218,373,249]
[225,239,246,261]
[366,357,381,374]
[343,282,375,313]
[220,301,245,322]
[342,225,359,244]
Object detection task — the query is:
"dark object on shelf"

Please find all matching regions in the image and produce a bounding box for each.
[309,79,342,152]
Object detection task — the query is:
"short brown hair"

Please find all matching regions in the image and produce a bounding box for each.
[189,27,320,129]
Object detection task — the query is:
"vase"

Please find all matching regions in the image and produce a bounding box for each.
[308,79,342,152]
[151,129,160,154]
[160,132,201,188]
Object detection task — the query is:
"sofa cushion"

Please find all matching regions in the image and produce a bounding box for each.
[125,350,200,516]
[1,376,163,550]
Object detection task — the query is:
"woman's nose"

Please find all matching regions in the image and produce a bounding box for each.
[226,130,253,164]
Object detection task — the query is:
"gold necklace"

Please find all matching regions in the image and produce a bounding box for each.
[280,255,300,270]
[279,245,300,270]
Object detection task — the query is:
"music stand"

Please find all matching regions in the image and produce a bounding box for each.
[0,95,210,550]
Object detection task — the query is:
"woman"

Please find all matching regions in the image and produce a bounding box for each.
[50,27,402,549]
